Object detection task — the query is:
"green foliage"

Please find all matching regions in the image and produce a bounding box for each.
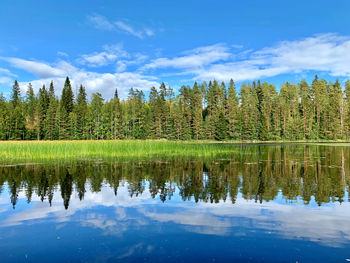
[2,76,350,141]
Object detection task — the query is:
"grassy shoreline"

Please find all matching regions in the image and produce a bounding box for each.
[0,140,350,163]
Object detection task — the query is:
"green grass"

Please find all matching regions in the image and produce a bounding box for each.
[1,140,350,164]
[0,140,244,163]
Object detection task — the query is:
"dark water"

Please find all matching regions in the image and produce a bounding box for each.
[0,144,350,262]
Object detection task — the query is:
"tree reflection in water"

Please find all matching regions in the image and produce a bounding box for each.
[1,145,349,209]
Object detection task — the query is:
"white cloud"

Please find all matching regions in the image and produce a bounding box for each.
[87,14,115,31]
[79,44,130,67]
[144,28,154,37]
[195,34,350,81]
[141,33,350,82]
[18,70,158,100]
[142,44,231,70]
[0,76,12,85]
[0,54,157,99]
[57,51,68,57]
[1,183,350,248]
[87,14,155,39]
[115,21,144,39]
[3,33,350,101]
[0,67,17,77]
[0,57,72,78]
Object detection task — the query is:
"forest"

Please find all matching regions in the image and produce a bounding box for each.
[0,75,349,141]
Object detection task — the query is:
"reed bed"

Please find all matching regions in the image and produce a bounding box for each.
[0,140,246,164]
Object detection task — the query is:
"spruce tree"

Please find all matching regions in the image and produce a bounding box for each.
[190,82,203,139]
[61,77,74,114]
[226,79,239,139]
[75,85,88,139]
[24,83,37,139]
[344,81,350,138]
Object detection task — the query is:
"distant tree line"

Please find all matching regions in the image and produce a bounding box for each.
[1,75,350,140]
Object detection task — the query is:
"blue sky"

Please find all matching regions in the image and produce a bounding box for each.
[1,0,350,99]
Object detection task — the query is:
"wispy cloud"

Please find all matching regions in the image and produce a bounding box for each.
[78,44,148,72]
[141,33,350,82]
[115,21,144,39]
[79,44,130,67]
[87,14,155,39]
[87,14,115,31]
[3,33,350,100]
[0,67,17,77]
[57,51,69,57]
[0,54,158,99]
[0,57,72,78]
[142,44,231,70]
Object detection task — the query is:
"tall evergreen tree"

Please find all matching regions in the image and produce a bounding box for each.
[24,83,37,139]
[345,81,350,138]
[9,80,25,139]
[226,79,239,139]
[61,77,74,114]
[190,82,203,139]
[300,80,313,139]
[75,85,88,139]
[240,84,259,140]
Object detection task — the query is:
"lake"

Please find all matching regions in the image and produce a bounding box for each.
[0,144,349,262]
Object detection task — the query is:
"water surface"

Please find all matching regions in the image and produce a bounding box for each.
[0,144,350,262]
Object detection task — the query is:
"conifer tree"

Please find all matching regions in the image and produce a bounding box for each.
[226,79,239,139]
[240,84,259,139]
[190,82,203,139]
[0,94,9,139]
[328,80,343,139]
[300,80,313,139]
[9,80,25,139]
[24,83,37,139]
[312,75,328,138]
[61,77,74,114]
[344,81,350,138]
[112,88,122,139]
[75,85,88,139]
[11,80,21,108]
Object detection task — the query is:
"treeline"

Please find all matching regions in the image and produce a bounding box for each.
[1,75,350,140]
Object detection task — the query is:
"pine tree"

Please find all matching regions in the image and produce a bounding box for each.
[90,93,104,139]
[0,94,9,139]
[344,81,350,138]
[226,79,239,139]
[9,80,25,139]
[280,83,301,139]
[149,87,160,138]
[240,84,259,140]
[48,81,55,100]
[300,80,313,139]
[45,98,58,140]
[11,80,21,108]
[75,85,88,139]
[328,80,343,139]
[190,82,203,139]
[259,83,278,140]
[24,83,37,139]
[61,77,74,114]
[179,85,191,140]
[215,112,227,140]
[112,88,122,139]
[312,75,328,138]
[45,82,58,140]
[38,85,50,139]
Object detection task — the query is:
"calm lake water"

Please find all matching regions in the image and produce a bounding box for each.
[0,144,350,262]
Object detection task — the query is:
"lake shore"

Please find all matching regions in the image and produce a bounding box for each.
[0,140,350,164]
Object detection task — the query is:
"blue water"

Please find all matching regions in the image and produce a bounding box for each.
[0,146,350,262]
